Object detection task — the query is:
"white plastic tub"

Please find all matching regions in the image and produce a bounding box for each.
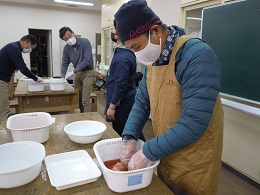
[6,112,55,143]
[0,141,46,188]
[64,120,106,144]
[93,138,160,193]
[27,79,44,92]
[45,150,101,190]
[49,78,66,91]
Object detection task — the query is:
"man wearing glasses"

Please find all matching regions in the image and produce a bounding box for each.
[59,27,94,112]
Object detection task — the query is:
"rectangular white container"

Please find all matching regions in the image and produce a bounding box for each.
[93,138,160,193]
[49,78,66,91]
[45,150,101,190]
[6,112,55,143]
[27,80,44,92]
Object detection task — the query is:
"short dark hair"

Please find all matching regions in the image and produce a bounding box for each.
[20,34,38,45]
[59,27,73,39]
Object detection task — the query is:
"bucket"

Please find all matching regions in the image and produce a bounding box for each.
[27,80,44,92]
[93,138,160,193]
[6,112,55,143]
[49,78,66,91]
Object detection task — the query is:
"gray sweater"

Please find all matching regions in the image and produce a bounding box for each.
[61,37,93,76]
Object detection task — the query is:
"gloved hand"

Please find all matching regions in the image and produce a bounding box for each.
[37,77,43,83]
[112,162,128,171]
[65,71,74,79]
[120,139,137,168]
[128,149,155,171]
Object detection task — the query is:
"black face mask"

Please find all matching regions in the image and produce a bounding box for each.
[111,32,118,43]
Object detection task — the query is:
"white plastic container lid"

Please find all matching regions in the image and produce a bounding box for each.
[26,79,43,84]
[49,78,66,84]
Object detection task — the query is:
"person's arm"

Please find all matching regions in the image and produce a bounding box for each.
[74,39,93,73]
[9,48,38,81]
[61,46,70,78]
[143,40,221,161]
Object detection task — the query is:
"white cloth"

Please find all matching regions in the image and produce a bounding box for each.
[65,71,74,80]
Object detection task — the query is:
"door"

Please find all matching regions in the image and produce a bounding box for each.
[29,29,52,77]
[95,33,101,65]
[103,27,113,66]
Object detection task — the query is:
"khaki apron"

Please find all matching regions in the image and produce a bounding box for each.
[147,35,224,195]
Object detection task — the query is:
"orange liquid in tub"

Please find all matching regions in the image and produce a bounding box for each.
[104,159,128,171]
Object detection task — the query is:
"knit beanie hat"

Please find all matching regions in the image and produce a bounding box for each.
[114,0,162,43]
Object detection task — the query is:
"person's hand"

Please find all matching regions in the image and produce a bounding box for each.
[100,74,106,80]
[106,107,115,120]
[112,162,128,171]
[120,140,137,168]
[36,77,43,83]
[64,71,74,79]
[128,149,155,171]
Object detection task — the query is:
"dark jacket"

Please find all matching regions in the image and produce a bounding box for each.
[105,45,137,125]
[0,41,37,82]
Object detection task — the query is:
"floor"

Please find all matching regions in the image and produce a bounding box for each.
[95,90,260,195]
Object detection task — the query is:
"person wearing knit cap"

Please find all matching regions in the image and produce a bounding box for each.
[115,0,223,194]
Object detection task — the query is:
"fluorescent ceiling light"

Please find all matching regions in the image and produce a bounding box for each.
[54,0,94,6]
[187,17,202,21]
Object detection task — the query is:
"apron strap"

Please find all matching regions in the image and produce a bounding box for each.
[169,35,196,63]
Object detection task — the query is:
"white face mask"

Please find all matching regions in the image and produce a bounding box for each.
[67,37,77,46]
[22,47,32,53]
[134,31,161,65]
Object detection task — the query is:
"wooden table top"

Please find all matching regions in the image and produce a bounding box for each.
[0,112,173,195]
[15,80,77,97]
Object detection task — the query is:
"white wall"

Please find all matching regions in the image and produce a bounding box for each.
[0,2,101,80]
[221,95,260,184]
[222,105,260,184]
[150,0,181,26]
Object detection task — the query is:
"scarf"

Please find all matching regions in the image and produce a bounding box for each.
[154,26,179,66]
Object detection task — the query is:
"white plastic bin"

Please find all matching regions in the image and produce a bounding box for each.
[45,150,101,190]
[93,138,160,193]
[49,78,66,91]
[0,141,46,188]
[26,79,44,92]
[6,112,55,143]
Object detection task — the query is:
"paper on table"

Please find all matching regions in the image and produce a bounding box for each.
[65,71,74,80]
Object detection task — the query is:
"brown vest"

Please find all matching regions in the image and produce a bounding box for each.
[147,35,224,195]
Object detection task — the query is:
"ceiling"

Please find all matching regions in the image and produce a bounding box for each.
[0,0,103,11]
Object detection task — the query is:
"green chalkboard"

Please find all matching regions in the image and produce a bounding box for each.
[202,0,260,102]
